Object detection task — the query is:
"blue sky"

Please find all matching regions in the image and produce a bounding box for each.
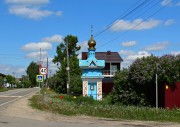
[0,0,180,78]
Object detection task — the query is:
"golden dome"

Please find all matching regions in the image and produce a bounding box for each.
[88,35,96,50]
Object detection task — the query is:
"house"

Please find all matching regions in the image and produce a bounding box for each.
[81,50,123,95]
[0,73,6,87]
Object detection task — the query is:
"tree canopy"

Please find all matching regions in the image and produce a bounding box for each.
[26,61,39,87]
[6,75,16,87]
[112,54,180,106]
[52,35,82,94]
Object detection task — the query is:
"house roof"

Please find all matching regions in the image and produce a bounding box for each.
[82,51,123,62]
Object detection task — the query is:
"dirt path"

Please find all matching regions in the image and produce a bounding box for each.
[1,92,180,127]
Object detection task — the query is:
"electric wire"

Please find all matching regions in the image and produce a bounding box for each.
[96,0,161,43]
[94,0,149,38]
[96,3,167,49]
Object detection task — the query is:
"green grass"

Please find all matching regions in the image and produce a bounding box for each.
[0,87,18,92]
[40,88,56,94]
[0,87,8,92]
[29,94,180,123]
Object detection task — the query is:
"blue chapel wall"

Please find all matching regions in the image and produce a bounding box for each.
[82,69,103,77]
[87,50,95,58]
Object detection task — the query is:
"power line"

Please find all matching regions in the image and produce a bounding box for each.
[96,3,167,49]
[94,0,149,38]
[96,0,160,43]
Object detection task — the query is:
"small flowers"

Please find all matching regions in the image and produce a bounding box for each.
[59,95,64,100]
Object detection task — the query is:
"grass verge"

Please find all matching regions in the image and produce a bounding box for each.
[0,87,9,92]
[29,94,180,123]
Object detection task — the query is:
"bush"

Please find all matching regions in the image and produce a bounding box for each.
[111,69,147,106]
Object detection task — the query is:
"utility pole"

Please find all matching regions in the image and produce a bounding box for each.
[46,57,48,79]
[39,48,41,94]
[156,63,158,109]
[40,48,42,66]
[46,57,48,88]
[66,39,70,95]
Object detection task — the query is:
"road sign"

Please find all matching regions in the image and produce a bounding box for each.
[39,67,48,75]
[36,75,43,82]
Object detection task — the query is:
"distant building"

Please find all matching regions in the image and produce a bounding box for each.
[0,73,6,87]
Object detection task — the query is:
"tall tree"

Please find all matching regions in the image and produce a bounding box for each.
[0,77,4,87]
[158,55,180,85]
[53,35,82,94]
[6,75,16,88]
[26,62,39,87]
[127,54,180,106]
[21,75,31,88]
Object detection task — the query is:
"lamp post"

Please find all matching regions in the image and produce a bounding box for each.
[66,39,70,95]
[4,78,7,87]
[155,63,158,109]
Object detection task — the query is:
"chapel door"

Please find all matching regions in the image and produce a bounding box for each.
[88,83,97,100]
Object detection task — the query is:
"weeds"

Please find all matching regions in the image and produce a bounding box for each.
[29,94,180,123]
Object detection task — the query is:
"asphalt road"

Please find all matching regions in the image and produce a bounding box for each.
[0,88,179,127]
[0,88,38,108]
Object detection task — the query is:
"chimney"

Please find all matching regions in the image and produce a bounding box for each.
[107,50,111,55]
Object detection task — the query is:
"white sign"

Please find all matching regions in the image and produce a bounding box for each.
[39,67,48,75]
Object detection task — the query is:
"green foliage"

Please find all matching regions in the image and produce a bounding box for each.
[21,75,31,88]
[52,35,82,94]
[26,62,39,87]
[0,87,8,92]
[57,95,95,105]
[70,56,82,94]
[112,69,146,106]
[111,54,180,107]
[158,55,180,85]
[30,94,180,123]
[0,77,4,87]
[6,75,16,87]
[128,55,158,86]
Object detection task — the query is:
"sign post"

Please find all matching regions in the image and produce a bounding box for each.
[36,75,43,94]
[39,67,48,97]
[39,67,48,76]
[36,75,43,82]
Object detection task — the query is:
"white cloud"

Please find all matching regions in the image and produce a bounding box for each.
[9,6,53,20]
[22,42,52,51]
[171,51,180,56]
[121,41,137,47]
[144,42,169,51]
[6,0,62,20]
[121,61,132,69]
[164,19,174,26]
[26,51,48,59]
[110,19,161,31]
[121,51,150,69]
[42,34,64,43]
[176,2,180,6]
[55,11,62,16]
[125,51,150,61]
[161,0,172,6]
[5,0,49,5]
[119,50,134,56]
[77,41,88,59]
[0,64,26,78]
